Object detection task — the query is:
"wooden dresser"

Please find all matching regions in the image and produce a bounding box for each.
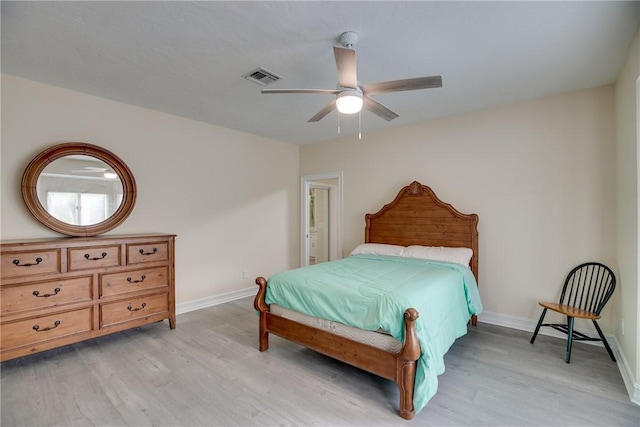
[0,233,175,361]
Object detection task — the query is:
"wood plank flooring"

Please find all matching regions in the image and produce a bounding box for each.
[1,297,638,426]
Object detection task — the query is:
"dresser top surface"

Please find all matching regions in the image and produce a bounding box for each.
[1,233,176,248]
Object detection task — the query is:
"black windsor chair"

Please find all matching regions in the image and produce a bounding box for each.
[530,262,616,363]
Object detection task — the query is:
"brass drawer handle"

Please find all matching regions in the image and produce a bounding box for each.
[126,275,146,284]
[33,287,61,298]
[33,320,61,332]
[12,257,43,267]
[84,252,107,261]
[139,248,158,256]
[127,302,147,312]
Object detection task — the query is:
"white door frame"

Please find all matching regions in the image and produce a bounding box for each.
[309,183,332,263]
[301,172,343,266]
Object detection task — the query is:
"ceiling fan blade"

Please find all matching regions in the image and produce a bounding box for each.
[334,46,358,89]
[262,89,338,95]
[364,95,399,121]
[308,100,337,122]
[362,75,442,95]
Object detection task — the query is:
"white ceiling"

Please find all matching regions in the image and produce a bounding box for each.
[2,1,639,145]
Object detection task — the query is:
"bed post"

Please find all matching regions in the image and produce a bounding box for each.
[396,308,420,420]
[254,277,270,351]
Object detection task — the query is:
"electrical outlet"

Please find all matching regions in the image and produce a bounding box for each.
[621,318,625,336]
[242,270,249,280]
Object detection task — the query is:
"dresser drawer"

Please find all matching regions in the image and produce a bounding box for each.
[1,307,93,350]
[68,245,121,271]
[127,241,169,264]
[1,276,93,315]
[1,249,61,279]
[100,267,168,298]
[101,293,168,328]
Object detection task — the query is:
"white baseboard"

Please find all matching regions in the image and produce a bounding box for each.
[478,310,640,406]
[633,380,640,405]
[176,287,255,315]
[610,334,640,405]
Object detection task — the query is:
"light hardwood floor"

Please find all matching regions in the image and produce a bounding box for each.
[1,297,638,426]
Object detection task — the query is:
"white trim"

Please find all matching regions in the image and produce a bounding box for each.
[636,75,640,406]
[301,172,344,266]
[611,334,640,405]
[308,182,335,263]
[176,287,255,315]
[478,310,639,406]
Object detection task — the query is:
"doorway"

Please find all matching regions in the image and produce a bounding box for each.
[301,173,343,266]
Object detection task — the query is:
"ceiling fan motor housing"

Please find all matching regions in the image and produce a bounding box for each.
[339,31,358,48]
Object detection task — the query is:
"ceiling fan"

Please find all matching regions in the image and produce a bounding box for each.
[261,31,442,122]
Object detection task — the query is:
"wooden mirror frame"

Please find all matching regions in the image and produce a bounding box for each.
[21,142,137,237]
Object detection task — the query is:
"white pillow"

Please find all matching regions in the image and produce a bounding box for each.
[403,245,473,267]
[350,243,406,257]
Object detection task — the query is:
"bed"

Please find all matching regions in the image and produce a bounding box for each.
[253,181,480,420]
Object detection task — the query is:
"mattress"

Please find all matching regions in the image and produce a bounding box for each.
[270,303,403,353]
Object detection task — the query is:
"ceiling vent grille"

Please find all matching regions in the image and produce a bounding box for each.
[242,67,282,86]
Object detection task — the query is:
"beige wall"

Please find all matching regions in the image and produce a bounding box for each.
[1,75,300,306]
[301,86,617,335]
[615,27,640,396]
[3,61,637,396]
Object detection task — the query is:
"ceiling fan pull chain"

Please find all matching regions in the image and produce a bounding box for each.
[358,111,362,140]
[337,112,341,135]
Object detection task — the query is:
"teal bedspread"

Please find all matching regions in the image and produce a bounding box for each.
[265,254,482,413]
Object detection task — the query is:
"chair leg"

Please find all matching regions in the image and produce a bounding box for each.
[530,308,547,344]
[565,316,574,363]
[592,320,616,362]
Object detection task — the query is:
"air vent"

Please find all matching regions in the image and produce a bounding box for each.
[242,67,282,86]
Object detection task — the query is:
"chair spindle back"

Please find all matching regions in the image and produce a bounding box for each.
[559,262,616,315]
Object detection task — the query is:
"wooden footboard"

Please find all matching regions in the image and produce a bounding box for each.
[254,277,421,420]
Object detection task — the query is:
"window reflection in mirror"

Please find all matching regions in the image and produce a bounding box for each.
[36,155,123,226]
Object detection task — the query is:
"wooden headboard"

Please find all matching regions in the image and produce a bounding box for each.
[365,181,479,281]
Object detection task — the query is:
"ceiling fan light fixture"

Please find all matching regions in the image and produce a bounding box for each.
[336,89,363,114]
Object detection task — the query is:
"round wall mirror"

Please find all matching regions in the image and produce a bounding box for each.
[21,142,137,236]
